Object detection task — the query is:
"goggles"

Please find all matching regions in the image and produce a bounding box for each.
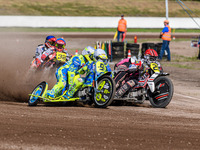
[56,44,65,49]
[47,41,55,46]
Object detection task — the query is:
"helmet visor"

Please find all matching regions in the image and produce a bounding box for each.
[56,44,65,49]
[49,41,55,46]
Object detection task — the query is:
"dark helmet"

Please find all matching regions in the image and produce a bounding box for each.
[45,35,56,48]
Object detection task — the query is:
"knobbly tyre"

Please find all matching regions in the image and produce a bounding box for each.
[28,60,116,108]
[30,51,71,70]
[114,58,174,108]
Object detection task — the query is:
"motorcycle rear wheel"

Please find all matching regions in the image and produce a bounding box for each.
[28,81,47,106]
[149,76,173,108]
[94,75,116,108]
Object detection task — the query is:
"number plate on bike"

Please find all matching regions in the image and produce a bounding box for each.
[150,63,160,73]
[56,52,67,62]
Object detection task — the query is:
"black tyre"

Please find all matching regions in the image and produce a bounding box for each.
[112,50,124,56]
[126,43,139,48]
[112,42,124,46]
[94,75,116,108]
[28,81,47,106]
[148,76,173,108]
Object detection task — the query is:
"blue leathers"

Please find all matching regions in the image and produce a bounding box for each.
[64,60,95,99]
[46,54,86,98]
[65,60,112,99]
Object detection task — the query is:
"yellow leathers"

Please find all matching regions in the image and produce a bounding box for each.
[162,25,171,41]
[118,19,127,32]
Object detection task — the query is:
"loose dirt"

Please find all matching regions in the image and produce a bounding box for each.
[0,32,200,150]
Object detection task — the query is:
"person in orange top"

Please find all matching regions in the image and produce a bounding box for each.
[159,20,171,61]
[117,14,127,42]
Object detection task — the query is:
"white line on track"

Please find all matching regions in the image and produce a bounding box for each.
[174,93,200,101]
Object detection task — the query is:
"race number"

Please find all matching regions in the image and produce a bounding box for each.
[96,61,106,73]
[56,52,67,62]
[150,63,160,73]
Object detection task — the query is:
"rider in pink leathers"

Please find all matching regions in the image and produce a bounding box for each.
[114,49,160,98]
[34,35,57,67]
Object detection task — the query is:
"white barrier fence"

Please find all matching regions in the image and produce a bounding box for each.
[0,16,200,29]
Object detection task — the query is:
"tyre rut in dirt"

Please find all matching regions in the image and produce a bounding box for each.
[28,81,47,106]
[94,75,116,108]
[149,76,173,108]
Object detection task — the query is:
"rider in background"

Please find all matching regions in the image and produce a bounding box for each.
[63,48,112,99]
[41,38,70,62]
[46,46,95,99]
[34,35,56,67]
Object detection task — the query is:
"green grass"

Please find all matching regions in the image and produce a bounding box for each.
[161,54,200,70]
[163,63,200,70]
[172,54,199,62]
[0,0,200,17]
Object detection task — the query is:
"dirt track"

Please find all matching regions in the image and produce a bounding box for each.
[0,32,200,150]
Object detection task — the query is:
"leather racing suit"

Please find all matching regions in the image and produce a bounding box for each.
[64,60,112,99]
[46,54,86,98]
[114,58,149,98]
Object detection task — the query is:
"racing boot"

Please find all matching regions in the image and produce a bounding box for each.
[46,90,56,99]
[46,80,66,99]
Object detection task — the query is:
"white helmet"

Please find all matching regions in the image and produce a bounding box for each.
[93,49,108,62]
[82,46,95,61]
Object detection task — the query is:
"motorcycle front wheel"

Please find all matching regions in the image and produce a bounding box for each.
[28,81,47,106]
[148,76,174,108]
[93,75,116,108]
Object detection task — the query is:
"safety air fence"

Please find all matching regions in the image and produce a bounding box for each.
[0,16,200,29]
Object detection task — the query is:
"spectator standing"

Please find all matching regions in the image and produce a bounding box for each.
[159,20,171,61]
[117,14,127,42]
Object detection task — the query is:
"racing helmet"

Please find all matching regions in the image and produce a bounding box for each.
[45,35,56,48]
[82,46,95,61]
[55,38,66,52]
[93,48,108,62]
[144,49,158,61]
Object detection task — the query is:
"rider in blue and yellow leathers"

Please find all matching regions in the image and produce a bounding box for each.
[64,48,112,99]
[46,46,95,98]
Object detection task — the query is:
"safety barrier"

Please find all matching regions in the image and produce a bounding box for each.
[95,41,172,61]
[95,41,141,61]
[0,16,199,29]
[126,43,140,58]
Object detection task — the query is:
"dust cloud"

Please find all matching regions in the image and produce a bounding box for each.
[0,32,106,102]
[0,32,57,102]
